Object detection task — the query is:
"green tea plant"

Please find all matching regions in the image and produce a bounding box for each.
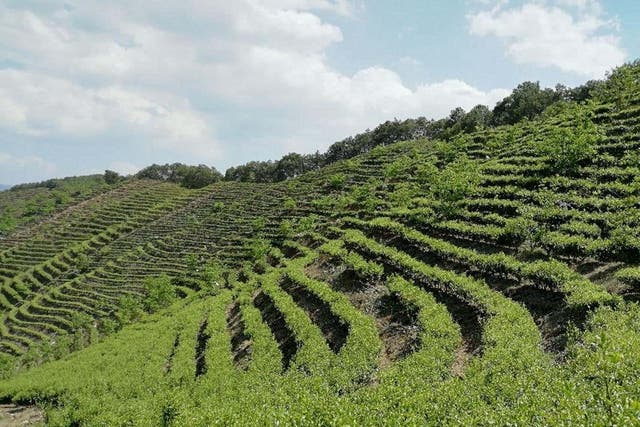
[536,118,600,174]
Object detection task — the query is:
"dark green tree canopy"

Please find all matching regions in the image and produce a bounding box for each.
[104,170,121,185]
[491,81,560,126]
[136,163,222,189]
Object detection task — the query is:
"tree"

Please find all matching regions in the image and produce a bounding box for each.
[447,107,466,126]
[491,81,560,126]
[104,170,120,185]
[136,163,222,188]
[594,60,640,106]
[275,153,305,181]
[460,105,492,133]
[181,165,223,189]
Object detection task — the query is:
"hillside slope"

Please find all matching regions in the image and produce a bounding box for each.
[1,68,640,425]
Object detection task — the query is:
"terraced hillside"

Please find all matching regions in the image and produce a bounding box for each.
[0,175,111,236]
[1,68,640,425]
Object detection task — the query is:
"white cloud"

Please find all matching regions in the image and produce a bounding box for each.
[468,1,626,78]
[0,0,509,177]
[0,69,219,159]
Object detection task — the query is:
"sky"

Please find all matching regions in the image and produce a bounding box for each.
[0,0,638,185]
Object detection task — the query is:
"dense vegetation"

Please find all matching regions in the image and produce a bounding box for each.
[0,175,111,235]
[224,67,628,184]
[135,164,223,189]
[0,62,640,425]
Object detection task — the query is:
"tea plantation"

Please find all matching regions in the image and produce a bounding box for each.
[1,66,640,425]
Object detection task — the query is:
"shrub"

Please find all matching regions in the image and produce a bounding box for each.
[296,215,318,233]
[429,156,480,216]
[115,295,144,325]
[185,254,199,272]
[143,274,176,312]
[136,163,222,188]
[415,160,438,187]
[279,220,294,238]
[434,135,469,163]
[252,217,267,232]
[75,253,90,272]
[537,120,600,174]
[201,260,225,293]
[246,238,271,261]
[559,221,601,238]
[605,226,640,261]
[389,183,419,208]
[503,216,542,246]
[327,173,347,190]
[384,156,413,181]
[615,267,640,287]
[283,198,297,211]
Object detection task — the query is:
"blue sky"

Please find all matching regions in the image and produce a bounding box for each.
[0,0,638,185]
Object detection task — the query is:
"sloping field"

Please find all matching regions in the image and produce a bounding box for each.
[1,70,640,425]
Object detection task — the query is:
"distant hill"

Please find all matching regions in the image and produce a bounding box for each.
[0,184,10,191]
[0,175,110,234]
[0,62,640,425]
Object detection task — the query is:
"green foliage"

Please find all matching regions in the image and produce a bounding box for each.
[143,274,176,313]
[615,267,640,287]
[136,163,222,188]
[283,198,297,211]
[606,226,640,261]
[74,253,90,272]
[182,165,222,189]
[185,254,199,272]
[211,201,225,212]
[0,174,109,232]
[415,159,438,186]
[115,295,145,325]
[491,81,560,125]
[559,220,601,238]
[384,156,413,180]
[104,169,121,184]
[251,217,267,233]
[434,135,469,163]
[327,173,347,190]
[428,156,480,216]
[246,238,271,261]
[296,215,318,233]
[389,182,419,208]
[537,118,600,174]
[594,59,640,107]
[319,239,384,278]
[0,212,16,233]
[201,261,225,294]
[278,219,294,238]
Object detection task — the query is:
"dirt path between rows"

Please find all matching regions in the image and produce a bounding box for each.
[0,404,45,426]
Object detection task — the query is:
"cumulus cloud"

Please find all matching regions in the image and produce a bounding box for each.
[1,0,509,181]
[0,69,218,159]
[468,0,627,78]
